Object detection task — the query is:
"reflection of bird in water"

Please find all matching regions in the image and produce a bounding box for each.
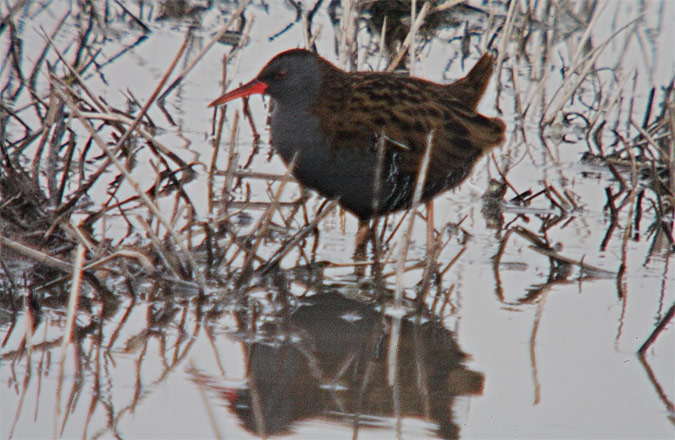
[202,290,484,438]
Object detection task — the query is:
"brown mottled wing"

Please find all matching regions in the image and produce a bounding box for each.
[314,68,504,182]
[392,92,506,177]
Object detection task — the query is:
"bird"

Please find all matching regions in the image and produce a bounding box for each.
[209,48,505,227]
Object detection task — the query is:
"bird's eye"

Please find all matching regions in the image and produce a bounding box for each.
[277,69,287,79]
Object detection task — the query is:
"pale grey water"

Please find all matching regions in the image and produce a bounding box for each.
[1,1,673,439]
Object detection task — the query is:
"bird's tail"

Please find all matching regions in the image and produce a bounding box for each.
[445,53,496,110]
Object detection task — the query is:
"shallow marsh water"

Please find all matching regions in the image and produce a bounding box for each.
[1,1,673,439]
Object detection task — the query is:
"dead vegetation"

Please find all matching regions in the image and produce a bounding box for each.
[1,0,673,437]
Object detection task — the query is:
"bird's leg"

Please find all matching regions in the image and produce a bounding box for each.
[353,219,372,278]
[355,219,372,254]
[426,201,435,254]
[368,217,386,284]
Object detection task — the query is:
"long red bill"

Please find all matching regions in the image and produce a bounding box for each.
[208,79,268,107]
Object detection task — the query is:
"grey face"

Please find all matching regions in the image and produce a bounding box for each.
[257,50,322,107]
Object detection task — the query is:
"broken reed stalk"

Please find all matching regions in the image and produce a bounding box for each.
[638,303,675,356]
[6,290,36,437]
[569,0,607,68]
[387,130,434,388]
[227,170,296,181]
[113,0,151,33]
[384,209,411,246]
[588,71,632,130]
[23,247,156,292]
[509,60,525,137]
[0,234,73,272]
[108,36,189,161]
[206,121,224,277]
[490,147,525,203]
[189,361,224,440]
[338,0,358,70]
[529,284,549,405]
[259,200,338,274]
[377,15,387,70]
[157,0,252,103]
[43,28,204,285]
[438,245,467,278]
[385,1,430,72]
[209,54,228,215]
[30,91,60,186]
[73,111,183,159]
[616,132,640,297]
[630,119,670,161]
[234,157,297,289]
[394,130,436,300]
[494,0,519,96]
[137,215,184,279]
[54,243,86,439]
[227,13,256,89]
[219,224,268,278]
[54,81,206,289]
[513,227,614,276]
[409,0,417,77]
[372,131,387,220]
[416,223,446,306]
[436,283,456,318]
[541,14,643,125]
[42,26,191,221]
[22,291,34,358]
[223,110,241,206]
[667,95,675,192]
